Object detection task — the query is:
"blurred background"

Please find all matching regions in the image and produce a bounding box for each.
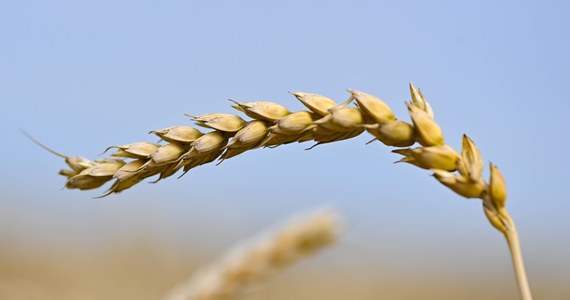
[1,0,569,299]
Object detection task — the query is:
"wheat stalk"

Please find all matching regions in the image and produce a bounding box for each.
[30,83,532,299]
[162,208,341,300]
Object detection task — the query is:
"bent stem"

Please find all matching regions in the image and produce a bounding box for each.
[502,211,532,300]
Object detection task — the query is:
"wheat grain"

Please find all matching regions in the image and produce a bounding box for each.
[162,209,340,300]
[29,83,533,299]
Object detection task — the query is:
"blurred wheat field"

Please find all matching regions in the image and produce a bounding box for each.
[1,184,568,300]
[1,229,568,300]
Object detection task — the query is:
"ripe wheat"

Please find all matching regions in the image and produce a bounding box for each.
[162,209,340,300]
[30,83,532,299]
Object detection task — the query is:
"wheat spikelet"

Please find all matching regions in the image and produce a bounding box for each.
[29,83,533,299]
[162,209,341,300]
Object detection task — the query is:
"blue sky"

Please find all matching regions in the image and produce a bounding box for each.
[1,0,569,296]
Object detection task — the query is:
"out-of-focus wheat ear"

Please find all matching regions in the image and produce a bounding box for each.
[187,113,246,132]
[229,99,291,122]
[162,208,341,300]
[289,91,337,116]
[348,89,396,124]
[392,145,460,171]
[101,142,160,159]
[150,126,203,144]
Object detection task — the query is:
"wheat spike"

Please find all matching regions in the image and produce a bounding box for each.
[31,83,533,300]
[162,209,341,300]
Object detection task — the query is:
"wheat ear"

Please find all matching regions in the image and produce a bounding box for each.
[32,83,532,299]
[162,209,340,300]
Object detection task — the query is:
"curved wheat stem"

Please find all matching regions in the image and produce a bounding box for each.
[504,215,532,300]
[31,83,532,299]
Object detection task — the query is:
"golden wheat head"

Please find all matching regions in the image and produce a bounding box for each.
[30,83,532,299]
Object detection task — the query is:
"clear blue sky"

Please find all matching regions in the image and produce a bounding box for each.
[1,0,569,295]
